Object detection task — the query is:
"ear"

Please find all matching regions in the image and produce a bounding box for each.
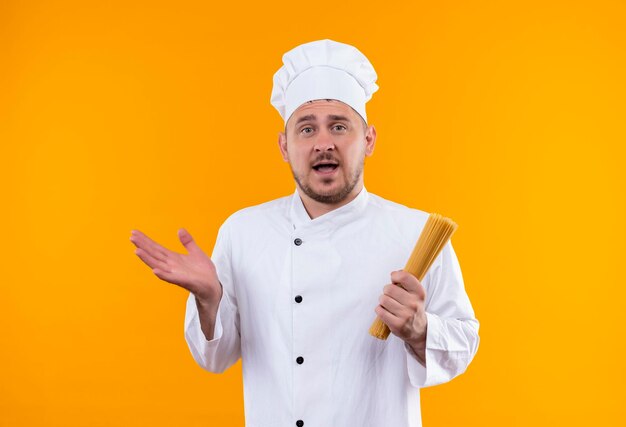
[278,131,289,162]
[364,125,377,156]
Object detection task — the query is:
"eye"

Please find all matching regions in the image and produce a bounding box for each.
[332,124,347,131]
[300,126,314,134]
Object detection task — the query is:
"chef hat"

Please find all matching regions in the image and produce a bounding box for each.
[270,39,379,126]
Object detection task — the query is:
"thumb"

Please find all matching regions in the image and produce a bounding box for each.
[178,227,201,254]
[415,279,427,301]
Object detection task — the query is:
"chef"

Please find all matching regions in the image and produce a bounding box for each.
[130,39,479,427]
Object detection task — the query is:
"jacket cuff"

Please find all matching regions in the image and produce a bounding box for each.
[405,311,448,388]
[187,289,233,347]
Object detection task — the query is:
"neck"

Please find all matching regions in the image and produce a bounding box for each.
[298,182,364,220]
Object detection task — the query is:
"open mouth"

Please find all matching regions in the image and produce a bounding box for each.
[312,162,339,174]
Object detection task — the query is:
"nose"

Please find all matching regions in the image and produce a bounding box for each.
[313,129,335,152]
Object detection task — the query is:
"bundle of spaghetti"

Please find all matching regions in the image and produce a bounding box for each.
[369,213,458,340]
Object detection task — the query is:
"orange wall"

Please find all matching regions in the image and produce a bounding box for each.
[2,0,625,425]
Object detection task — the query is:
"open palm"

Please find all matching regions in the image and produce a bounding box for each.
[129,227,221,302]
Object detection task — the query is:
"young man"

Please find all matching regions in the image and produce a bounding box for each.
[130,39,479,427]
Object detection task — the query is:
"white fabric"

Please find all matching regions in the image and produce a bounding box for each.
[184,186,480,427]
[270,39,379,124]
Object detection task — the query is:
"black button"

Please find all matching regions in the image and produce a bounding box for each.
[294,238,302,246]
[295,295,302,303]
[296,356,304,364]
[296,421,304,427]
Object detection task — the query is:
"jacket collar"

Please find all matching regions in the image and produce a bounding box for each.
[289,185,370,231]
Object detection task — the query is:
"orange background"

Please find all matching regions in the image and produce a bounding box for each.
[2,0,625,426]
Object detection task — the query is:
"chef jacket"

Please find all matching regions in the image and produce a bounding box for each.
[184,185,480,427]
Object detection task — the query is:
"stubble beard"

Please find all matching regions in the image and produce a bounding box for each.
[290,152,365,205]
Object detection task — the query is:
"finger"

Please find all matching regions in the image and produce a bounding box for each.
[390,270,424,297]
[390,270,417,289]
[152,268,186,288]
[178,228,202,255]
[379,293,412,318]
[415,281,426,300]
[383,283,412,302]
[383,284,419,311]
[135,247,171,272]
[130,230,170,262]
[375,304,401,331]
[131,230,170,260]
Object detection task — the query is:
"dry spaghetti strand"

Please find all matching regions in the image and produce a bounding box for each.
[369,213,458,340]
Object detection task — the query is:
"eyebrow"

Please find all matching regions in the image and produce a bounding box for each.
[294,114,351,126]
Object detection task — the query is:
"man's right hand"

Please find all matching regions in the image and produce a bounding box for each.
[129,228,222,304]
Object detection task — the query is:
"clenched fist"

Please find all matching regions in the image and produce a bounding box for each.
[375,270,428,362]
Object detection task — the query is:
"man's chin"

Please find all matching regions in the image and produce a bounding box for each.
[293,172,356,204]
[307,186,351,204]
[314,185,339,196]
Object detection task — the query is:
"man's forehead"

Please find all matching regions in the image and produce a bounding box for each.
[293,113,353,126]
[289,99,357,124]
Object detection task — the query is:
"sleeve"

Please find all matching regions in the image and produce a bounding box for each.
[404,240,480,388]
[184,218,242,373]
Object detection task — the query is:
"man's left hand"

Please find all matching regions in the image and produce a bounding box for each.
[375,270,428,361]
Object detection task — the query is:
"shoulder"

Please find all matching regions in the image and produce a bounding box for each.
[368,193,430,247]
[366,192,457,286]
[367,192,430,227]
[220,193,292,232]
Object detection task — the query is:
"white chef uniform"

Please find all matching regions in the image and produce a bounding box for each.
[184,185,480,427]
